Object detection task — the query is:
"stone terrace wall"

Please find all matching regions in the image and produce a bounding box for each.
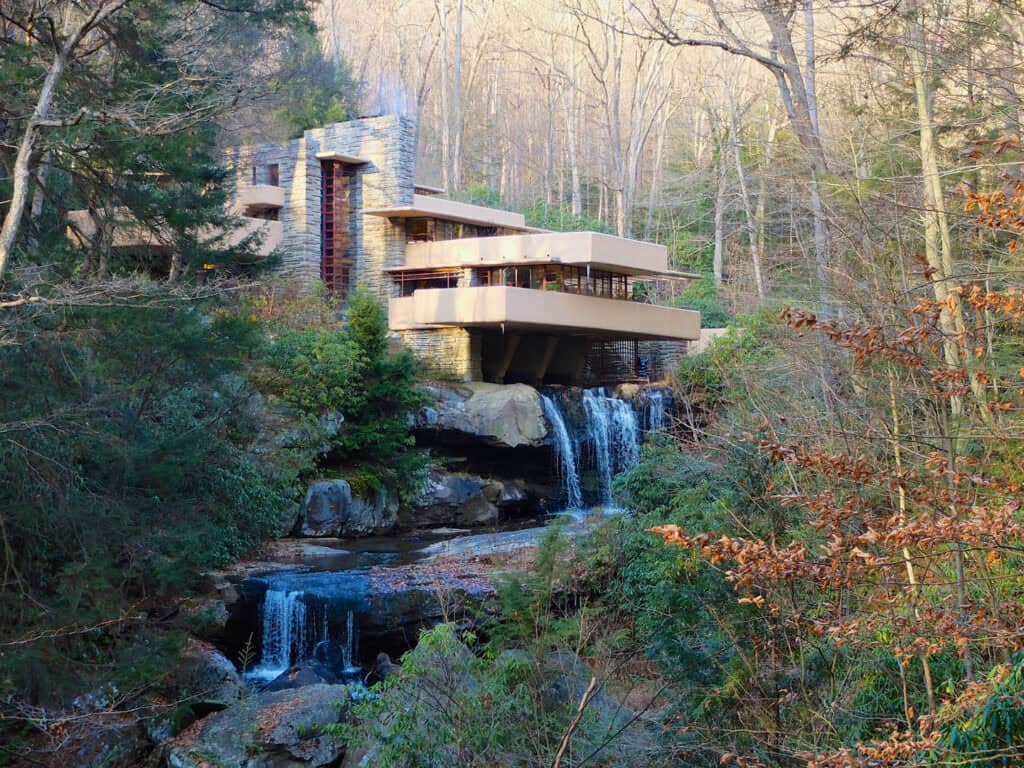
[398,328,482,382]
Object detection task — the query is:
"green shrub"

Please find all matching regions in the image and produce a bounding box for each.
[945,653,1024,766]
[347,624,563,767]
[673,303,782,406]
[576,438,795,736]
[265,286,428,500]
[0,295,300,701]
[672,296,732,328]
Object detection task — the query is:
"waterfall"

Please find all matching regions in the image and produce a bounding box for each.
[252,589,326,679]
[647,389,667,432]
[344,610,359,673]
[582,388,640,506]
[541,394,583,509]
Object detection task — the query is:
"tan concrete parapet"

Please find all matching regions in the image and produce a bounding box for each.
[234,184,285,213]
[366,194,534,231]
[399,231,682,276]
[388,286,700,341]
[67,207,282,257]
[222,218,283,256]
[314,150,372,164]
[413,183,446,195]
[67,207,166,248]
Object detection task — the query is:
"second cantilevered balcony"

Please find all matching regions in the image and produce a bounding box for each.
[233,184,285,219]
[387,231,700,341]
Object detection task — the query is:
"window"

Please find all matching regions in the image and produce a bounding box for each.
[407,218,434,242]
[321,161,357,299]
[267,163,280,187]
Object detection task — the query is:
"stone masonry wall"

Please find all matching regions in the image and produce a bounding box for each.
[224,139,314,282]
[224,115,417,299]
[398,328,482,382]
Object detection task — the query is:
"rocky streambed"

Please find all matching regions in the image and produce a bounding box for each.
[156,511,623,768]
[215,381,682,690]
[78,381,685,767]
[218,518,584,684]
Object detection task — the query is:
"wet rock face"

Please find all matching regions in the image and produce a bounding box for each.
[416,382,548,449]
[164,684,350,768]
[403,470,543,528]
[264,657,340,691]
[292,480,398,538]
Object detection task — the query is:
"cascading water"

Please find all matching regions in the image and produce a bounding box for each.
[541,394,584,509]
[251,590,327,680]
[582,388,641,506]
[647,389,667,432]
[344,610,358,674]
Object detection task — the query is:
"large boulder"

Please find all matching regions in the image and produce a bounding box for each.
[417,383,547,448]
[292,480,398,538]
[164,684,350,768]
[264,658,340,692]
[402,470,547,529]
[179,595,233,645]
[169,640,243,712]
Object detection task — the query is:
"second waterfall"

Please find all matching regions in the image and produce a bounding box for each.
[541,388,642,509]
[582,388,640,506]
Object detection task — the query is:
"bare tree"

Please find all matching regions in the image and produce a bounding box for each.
[726,84,766,299]
[626,0,833,311]
[0,0,132,284]
[567,0,676,236]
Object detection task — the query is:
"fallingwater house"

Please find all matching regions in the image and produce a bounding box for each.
[69,115,701,385]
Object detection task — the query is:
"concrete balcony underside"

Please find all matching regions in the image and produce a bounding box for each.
[67,208,282,257]
[389,286,701,341]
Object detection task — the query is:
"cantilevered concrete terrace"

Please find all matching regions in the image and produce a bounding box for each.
[365,194,542,232]
[387,230,700,341]
[234,184,285,217]
[389,285,699,340]
[66,207,283,258]
[397,231,692,277]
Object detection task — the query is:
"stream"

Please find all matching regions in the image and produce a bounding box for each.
[232,387,670,686]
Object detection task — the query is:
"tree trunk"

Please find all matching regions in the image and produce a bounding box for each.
[0,45,69,283]
[30,151,51,223]
[564,52,582,216]
[436,0,452,192]
[908,11,987,411]
[755,119,778,271]
[887,367,936,714]
[564,90,582,216]
[450,0,464,191]
[713,144,727,288]
[614,188,626,238]
[543,69,555,208]
[727,91,765,299]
